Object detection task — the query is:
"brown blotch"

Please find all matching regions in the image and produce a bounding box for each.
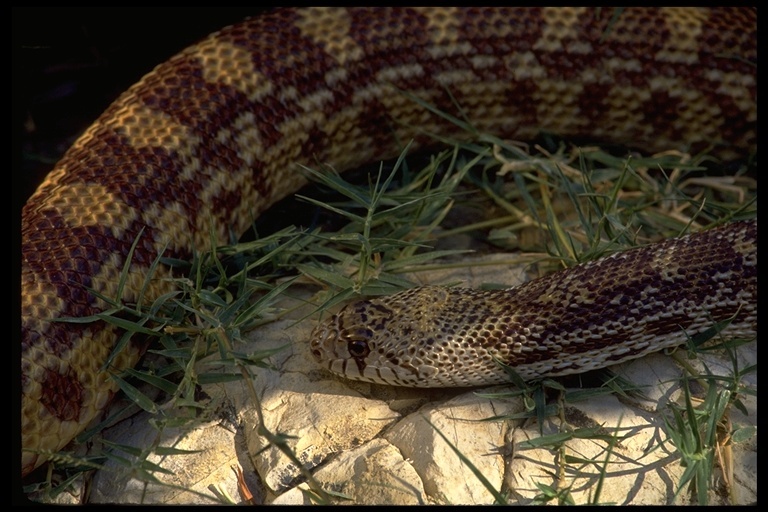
[40,367,84,423]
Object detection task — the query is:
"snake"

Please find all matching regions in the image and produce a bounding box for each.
[310,220,757,387]
[21,7,756,477]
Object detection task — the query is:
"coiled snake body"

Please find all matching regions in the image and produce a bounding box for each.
[21,7,756,476]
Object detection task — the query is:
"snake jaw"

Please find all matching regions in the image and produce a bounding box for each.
[309,317,361,376]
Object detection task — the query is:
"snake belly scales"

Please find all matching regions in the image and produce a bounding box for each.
[21,7,756,477]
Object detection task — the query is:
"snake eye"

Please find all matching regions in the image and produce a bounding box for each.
[347,340,370,358]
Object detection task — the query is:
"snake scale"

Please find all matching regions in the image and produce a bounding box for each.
[21,7,756,477]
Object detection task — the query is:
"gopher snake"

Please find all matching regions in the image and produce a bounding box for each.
[310,221,757,387]
[21,7,755,476]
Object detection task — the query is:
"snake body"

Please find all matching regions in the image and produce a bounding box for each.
[21,7,756,476]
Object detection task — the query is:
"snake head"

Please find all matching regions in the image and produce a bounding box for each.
[309,287,515,387]
[309,290,451,387]
[310,299,417,386]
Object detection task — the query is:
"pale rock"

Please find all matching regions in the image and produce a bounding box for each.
[273,439,428,504]
[385,391,526,504]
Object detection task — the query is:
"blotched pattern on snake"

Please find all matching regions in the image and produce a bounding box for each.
[21,7,756,476]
